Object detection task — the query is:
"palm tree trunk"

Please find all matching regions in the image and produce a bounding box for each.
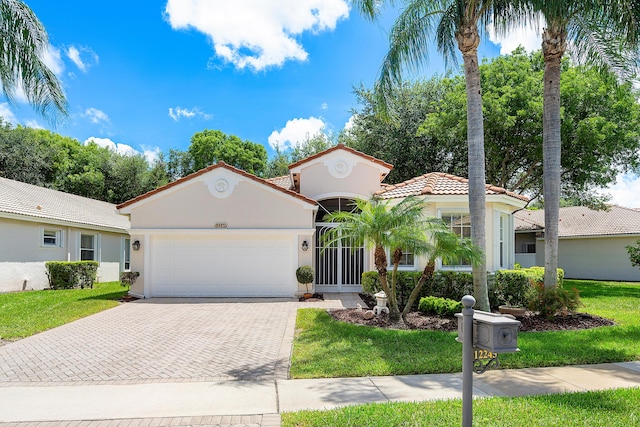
[542,26,566,289]
[401,259,435,322]
[375,245,400,320]
[457,22,489,311]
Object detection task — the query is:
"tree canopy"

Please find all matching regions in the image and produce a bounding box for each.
[346,49,640,204]
[188,129,267,176]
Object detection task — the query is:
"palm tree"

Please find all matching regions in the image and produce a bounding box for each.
[401,224,481,321]
[0,0,67,121]
[322,196,427,321]
[527,0,639,288]
[353,0,522,310]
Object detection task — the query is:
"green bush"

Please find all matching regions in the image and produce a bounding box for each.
[120,271,140,289]
[45,261,99,289]
[491,267,565,310]
[528,282,582,319]
[418,296,463,316]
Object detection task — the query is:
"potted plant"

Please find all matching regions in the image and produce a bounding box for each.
[295,266,314,298]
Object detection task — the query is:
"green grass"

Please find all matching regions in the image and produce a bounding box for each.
[282,387,640,426]
[290,279,640,378]
[0,281,128,340]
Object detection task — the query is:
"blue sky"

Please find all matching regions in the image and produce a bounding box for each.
[4,1,639,207]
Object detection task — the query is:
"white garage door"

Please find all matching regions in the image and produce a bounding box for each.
[150,235,295,297]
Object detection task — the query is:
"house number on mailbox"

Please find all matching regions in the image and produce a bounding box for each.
[473,348,499,374]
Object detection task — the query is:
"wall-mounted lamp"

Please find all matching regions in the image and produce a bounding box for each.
[132,240,141,251]
[301,240,309,251]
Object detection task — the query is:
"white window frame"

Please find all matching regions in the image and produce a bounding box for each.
[41,227,63,248]
[122,237,131,271]
[496,210,513,270]
[386,249,417,270]
[79,233,99,261]
[437,209,472,271]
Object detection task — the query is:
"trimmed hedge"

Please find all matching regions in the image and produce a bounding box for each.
[362,266,564,311]
[45,261,99,290]
[418,296,463,316]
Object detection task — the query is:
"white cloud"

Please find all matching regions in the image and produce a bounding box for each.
[24,120,44,129]
[601,173,640,209]
[164,0,350,71]
[0,103,18,124]
[84,137,137,157]
[142,146,162,164]
[42,45,65,75]
[168,106,212,121]
[83,107,110,124]
[487,19,544,54]
[66,45,99,72]
[321,102,328,110]
[343,114,356,131]
[268,117,325,150]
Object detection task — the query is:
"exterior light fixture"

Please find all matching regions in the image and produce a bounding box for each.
[301,240,309,251]
[132,240,141,251]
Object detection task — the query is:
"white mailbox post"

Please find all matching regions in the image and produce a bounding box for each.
[455,295,522,427]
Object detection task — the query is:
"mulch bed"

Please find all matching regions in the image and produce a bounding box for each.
[329,294,615,332]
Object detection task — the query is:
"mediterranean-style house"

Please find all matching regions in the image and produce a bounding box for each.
[117,144,528,298]
[515,206,640,282]
[0,177,130,292]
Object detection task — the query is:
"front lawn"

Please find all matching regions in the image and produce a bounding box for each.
[282,387,640,427]
[0,281,128,340]
[290,280,640,378]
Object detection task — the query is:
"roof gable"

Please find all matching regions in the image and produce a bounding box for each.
[117,162,317,212]
[0,177,129,231]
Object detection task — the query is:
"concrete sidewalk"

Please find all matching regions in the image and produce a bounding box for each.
[1,361,639,426]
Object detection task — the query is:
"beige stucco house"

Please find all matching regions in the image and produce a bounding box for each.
[0,177,131,292]
[117,144,529,298]
[515,206,640,282]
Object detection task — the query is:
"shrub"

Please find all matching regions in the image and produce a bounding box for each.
[528,282,582,319]
[120,271,140,289]
[627,240,640,269]
[491,267,565,310]
[296,266,314,292]
[418,296,463,316]
[45,261,99,289]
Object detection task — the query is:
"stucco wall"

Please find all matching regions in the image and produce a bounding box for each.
[0,217,128,292]
[129,179,312,230]
[555,236,640,282]
[299,160,383,200]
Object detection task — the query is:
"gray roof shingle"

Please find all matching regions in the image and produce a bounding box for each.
[0,177,129,231]
[514,206,640,237]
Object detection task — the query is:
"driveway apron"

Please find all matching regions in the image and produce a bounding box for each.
[0,298,297,383]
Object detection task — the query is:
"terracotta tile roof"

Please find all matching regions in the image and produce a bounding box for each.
[375,172,530,202]
[0,177,129,231]
[287,143,394,172]
[117,162,317,210]
[265,175,294,190]
[514,205,640,237]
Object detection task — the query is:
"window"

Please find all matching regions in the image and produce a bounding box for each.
[123,238,131,270]
[441,212,471,267]
[387,249,416,269]
[42,229,62,247]
[80,234,96,261]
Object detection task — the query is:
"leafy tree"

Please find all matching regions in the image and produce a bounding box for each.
[354,0,525,310]
[420,49,640,203]
[265,146,291,178]
[0,0,67,121]
[188,129,267,176]
[346,81,468,184]
[290,133,333,163]
[627,241,640,270]
[527,0,640,288]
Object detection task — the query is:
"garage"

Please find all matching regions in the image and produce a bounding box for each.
[149,234,296,297]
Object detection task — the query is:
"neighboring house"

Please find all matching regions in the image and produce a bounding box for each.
[117,144,528,299]
[0,177,131,292]
[515,206,640,282]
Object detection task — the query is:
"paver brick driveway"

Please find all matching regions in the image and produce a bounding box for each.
[0,298,297,383]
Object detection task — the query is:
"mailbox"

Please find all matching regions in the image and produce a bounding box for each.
[456,310,520,353]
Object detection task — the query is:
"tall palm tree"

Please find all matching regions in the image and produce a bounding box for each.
[0,0,67,121]
[527,0,639,288]
[353,0,522,310]
[322,196,427,321]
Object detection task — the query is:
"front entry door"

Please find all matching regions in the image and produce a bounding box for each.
[315,224,366,292]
